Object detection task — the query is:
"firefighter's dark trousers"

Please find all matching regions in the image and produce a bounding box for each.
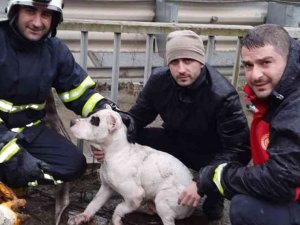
[0,125,87,187]
[230,194,300,225]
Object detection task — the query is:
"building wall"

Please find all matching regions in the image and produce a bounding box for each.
[1,1,300,82]
[57,0,269,82]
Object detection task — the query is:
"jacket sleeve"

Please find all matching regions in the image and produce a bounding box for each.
[197,100,300,202]
[128,73,160,129]
[212,91,251,166]
[53,40,107,117]
[0,118,21,163]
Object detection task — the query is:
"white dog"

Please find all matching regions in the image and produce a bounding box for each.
[67,108,194,225]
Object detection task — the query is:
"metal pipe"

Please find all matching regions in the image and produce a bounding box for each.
[232,36,242,89]
[80,31,88,71]
[77,31,89,151]
[143,34,154,85]
[206,35,215,64]
[111,32,121,102]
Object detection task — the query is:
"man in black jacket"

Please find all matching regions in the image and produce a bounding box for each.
[128,30,251,221]
[196,24,300,225]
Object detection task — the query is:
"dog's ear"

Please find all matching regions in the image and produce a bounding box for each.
[106,113,117,132]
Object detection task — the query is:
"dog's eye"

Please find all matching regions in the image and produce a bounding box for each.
[90,116,100,126]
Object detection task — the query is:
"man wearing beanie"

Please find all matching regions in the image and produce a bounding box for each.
[92,30,250,222]
[127,30,251,222]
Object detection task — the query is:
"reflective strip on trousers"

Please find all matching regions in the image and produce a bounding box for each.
[0,138,20,163]
[0,99,46,113]
[58,76,96,103]
[11,120,41,133]
[0,121,41,163]
[28,173,63,187]
[213,163,227,195]
[82,93,104,117]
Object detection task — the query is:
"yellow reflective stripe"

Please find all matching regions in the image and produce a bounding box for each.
[0,138,20,163]
[58,76,96,103]
[28,173,63,187]
[11,120,41,133]
[43,173,63,185]
[0,99,45,113]
[213,163,227,195]
[11,127,24,133]
[10,102,46,113]
[0,99,13,112]
[28,181,38,187]
[0,118,3,123]
[81,93,104,117]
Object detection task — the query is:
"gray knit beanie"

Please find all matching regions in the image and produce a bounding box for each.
[166,30,205,65]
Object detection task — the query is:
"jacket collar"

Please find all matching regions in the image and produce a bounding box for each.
[272,38,300,101]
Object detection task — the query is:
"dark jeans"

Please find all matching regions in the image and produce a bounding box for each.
[136,127,224,220]
[0,125,87,186]
[230,194,300,225]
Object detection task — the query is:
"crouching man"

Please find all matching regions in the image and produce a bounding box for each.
[92,30,251,222]
[196,24,300,225]
[0,0,133,188]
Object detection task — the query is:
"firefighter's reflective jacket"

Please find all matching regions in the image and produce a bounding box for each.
[0,20,107,163]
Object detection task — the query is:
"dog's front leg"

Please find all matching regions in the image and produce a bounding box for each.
[68,183,113,225]
[112,187,144,225]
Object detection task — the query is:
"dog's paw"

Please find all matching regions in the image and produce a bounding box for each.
[112,215,123,225]
[67,213,90,225]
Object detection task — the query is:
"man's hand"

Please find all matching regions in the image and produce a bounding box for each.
[90,146,105,162]
[178,181,201,207]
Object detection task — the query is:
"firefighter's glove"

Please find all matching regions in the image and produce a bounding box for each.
[98,99,136,143]
[3,148,50,188]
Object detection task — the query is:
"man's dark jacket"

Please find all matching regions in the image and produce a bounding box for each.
[198,38,300,202]
[0,20,106,143]
[129,64,251,167]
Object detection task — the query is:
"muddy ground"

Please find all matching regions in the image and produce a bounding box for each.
[19,86,250,225]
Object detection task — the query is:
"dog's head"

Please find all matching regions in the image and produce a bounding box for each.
[70,107,125,146]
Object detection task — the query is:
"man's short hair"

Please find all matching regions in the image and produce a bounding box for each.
[241,24,290,58]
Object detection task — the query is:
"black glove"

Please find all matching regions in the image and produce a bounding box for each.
[117,111,136,143]
[2,148,50,188]
[97,98,136,143]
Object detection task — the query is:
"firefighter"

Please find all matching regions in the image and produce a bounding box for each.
[0,0,133,188]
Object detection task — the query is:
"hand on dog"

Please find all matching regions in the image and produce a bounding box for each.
[178,181,200,207]
[91,146,105,162]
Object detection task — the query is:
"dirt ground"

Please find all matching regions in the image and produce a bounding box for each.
[18,86,251,225]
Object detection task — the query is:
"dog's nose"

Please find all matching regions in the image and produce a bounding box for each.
[70,119,76,127]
